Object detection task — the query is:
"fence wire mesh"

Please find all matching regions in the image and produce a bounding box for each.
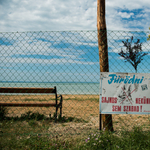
[0,30,150,149]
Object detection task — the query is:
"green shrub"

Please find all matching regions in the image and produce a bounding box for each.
[0,106,8,121]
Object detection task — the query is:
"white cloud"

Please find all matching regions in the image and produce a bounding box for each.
[118,12,134,19]
[0,0,97,32]
[0,0,150,32]
[106,0,150,31]
[0,30,99,68]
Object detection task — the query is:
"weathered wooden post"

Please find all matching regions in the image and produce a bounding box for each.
[97,0,113,132]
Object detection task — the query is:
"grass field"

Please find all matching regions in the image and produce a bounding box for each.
[0,94,150,149]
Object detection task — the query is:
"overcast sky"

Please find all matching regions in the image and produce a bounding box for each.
[0,0,150,32]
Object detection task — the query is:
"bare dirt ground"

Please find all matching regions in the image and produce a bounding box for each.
[0,94,150,137]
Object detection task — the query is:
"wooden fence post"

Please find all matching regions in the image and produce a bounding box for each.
[97,0,113,132]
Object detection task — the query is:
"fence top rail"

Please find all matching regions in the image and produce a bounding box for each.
[0,87,56,94]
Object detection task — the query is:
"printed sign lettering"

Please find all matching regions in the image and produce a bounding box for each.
[100,72,150,114]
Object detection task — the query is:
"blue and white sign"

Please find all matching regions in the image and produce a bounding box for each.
[100,72,150,114]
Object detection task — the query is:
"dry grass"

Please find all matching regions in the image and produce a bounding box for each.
[0,94,99,119]
[0,94,150,136]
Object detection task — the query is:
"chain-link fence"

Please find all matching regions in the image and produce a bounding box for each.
[0,30,150,149]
